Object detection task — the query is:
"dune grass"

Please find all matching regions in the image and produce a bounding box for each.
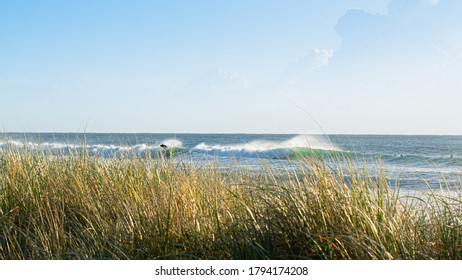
[1,146,462,259]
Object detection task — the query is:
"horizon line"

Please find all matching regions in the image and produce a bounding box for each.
[1,131,462,136]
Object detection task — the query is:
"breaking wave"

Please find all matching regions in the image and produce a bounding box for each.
[0,139,186,158]
[0,135,342,159]
[191,135,340,159]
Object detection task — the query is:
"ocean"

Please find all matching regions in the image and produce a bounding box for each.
[1,133,461,190]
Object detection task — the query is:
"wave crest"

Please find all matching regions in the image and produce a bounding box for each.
[192,135,338,153]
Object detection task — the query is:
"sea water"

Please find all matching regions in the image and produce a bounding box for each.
[1,133,461,190]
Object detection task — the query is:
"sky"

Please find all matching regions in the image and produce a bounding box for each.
[1,0,462,134]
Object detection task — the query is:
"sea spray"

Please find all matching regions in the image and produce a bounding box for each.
[193,135,338,152]
[191,135,340,158]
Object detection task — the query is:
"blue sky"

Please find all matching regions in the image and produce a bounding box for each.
[1,0,461,134]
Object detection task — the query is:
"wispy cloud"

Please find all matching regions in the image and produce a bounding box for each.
[425,0,439,5]
[188,67,249,95]
[283,48,333,86]
[335,0,462,57]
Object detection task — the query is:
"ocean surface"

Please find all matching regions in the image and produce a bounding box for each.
[1,133,462,190]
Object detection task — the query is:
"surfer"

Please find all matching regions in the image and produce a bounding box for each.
[450,154,453,158]
[160,143,167,149]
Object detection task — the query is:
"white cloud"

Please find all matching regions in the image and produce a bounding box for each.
[310,48,334,69]
[188,67,249,95]
[334,0,462,62]
[425,0,439,5]
[283,48,333,86]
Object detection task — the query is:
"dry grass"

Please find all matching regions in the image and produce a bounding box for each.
[1,146,462,259]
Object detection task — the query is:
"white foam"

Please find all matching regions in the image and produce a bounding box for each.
[2,136,334,157]
[0,140,162,154]
[193,135,338,153]
[161,139,183,148]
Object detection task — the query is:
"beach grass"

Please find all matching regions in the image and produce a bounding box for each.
[1,146,462,259]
